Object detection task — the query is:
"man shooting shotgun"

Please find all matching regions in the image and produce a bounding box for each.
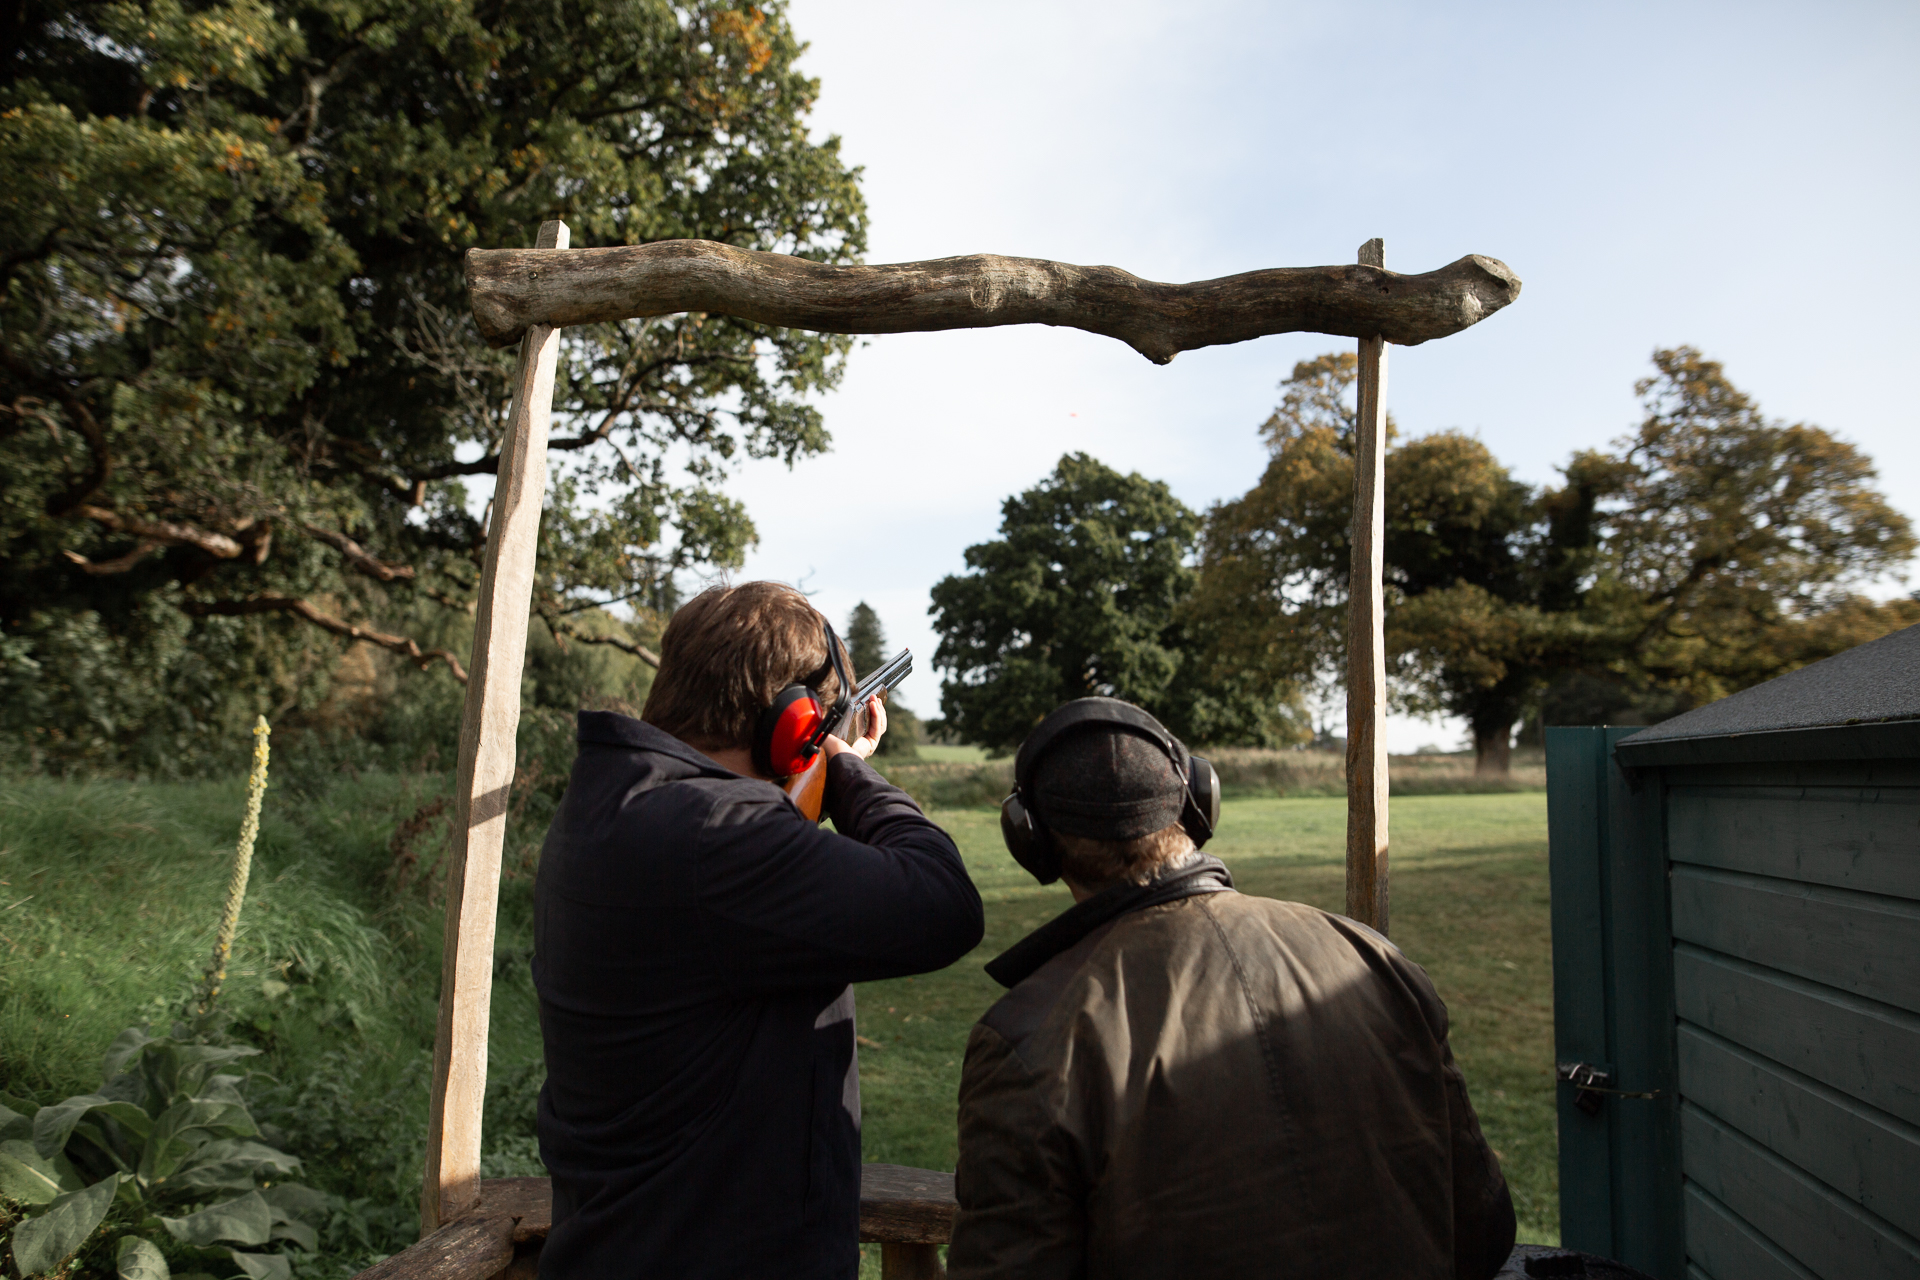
[531,582,983,1280]
[783,646,914,821]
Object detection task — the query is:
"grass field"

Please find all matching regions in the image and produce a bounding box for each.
[0,774,1556,1273]
[852,793,1559,1252]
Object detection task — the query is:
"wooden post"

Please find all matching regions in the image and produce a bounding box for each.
[1345,237,1390,935]
[420,218,570,1235]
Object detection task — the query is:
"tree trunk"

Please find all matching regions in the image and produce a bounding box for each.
[1472,716,1514,776]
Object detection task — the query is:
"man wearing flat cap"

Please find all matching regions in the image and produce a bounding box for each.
[948,697,1515,1280]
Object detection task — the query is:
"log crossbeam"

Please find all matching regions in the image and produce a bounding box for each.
[466,240,1520,363]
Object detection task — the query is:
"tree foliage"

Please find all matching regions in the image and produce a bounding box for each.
[844,600,917,757]
[1194,349,1917,772]
[1,0,865,772]
[930,453,1302,753]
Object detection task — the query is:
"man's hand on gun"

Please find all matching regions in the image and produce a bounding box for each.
[822,694,888,761]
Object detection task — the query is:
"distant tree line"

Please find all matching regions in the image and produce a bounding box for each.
[928,349,1917,774]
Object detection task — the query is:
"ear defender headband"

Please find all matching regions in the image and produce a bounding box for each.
[999,699,1220,886]
[751,620,854,779]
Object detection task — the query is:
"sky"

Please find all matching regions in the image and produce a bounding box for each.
[709,0,1920,751]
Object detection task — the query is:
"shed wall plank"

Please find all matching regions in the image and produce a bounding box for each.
[1667,787,1920,901]
[1677,1025,1920,1238]
[1683,1182,1818,1280]
[1673,945,1920,1126]
[1681,1104,1920,1280]
[1671,867,1920,1012]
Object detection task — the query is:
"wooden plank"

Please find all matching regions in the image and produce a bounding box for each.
[1678,1025,1920,1238]
[1671,865,1920,1013]
[860,1163,956,1244]
[353,1179,550,1280]
[421,219,571,1235]
[1683,1182,1819,1280]
[1603,733,1685,1275]
[465,240,1523,358]
[1345,237,1389,935]
[1675,944,1920,1127]
[1545,727,1619,1256]
[1667,786,1920,901]
[1681,1102,1920,1280]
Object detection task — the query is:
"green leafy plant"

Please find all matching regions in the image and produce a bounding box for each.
[1,717,332,1279]
[2,1027,328,1279]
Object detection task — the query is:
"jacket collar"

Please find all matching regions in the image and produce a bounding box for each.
[574,710,740,778]
[984,854,1235,989]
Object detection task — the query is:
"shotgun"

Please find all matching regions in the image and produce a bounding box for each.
[784,647,913,822]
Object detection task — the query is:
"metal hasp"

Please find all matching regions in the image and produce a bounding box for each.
[416,223,1522,1254]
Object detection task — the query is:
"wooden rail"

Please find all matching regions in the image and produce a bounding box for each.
[358,1168,955,1280]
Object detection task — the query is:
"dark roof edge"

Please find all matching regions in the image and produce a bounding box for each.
[1613,716,1920,768]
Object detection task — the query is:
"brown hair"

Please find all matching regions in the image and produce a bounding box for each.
[1056,823,1195,890]
[640,582,844,751]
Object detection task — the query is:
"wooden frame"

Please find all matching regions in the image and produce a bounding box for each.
[397,221,1519,1275]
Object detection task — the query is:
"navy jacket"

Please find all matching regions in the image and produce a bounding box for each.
[532,712,984,1279]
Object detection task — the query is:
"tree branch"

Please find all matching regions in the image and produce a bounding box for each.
[466,240,1523,362]
[62,542,162,575]
[302,523,417,581]
[541,612,660,667]
[183,596,469,681]
[77,504,244,557]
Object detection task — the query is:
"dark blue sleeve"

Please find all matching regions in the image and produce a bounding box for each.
[698,753,984,992]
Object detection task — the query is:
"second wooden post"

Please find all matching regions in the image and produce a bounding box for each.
[1346,236,1390,935]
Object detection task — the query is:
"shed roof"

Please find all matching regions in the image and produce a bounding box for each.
[1621,622,1920,745]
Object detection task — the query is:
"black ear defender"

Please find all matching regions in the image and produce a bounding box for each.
[751,620,854,779]
[999,698,1221,885]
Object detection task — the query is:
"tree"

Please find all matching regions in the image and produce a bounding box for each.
[1193,349,1918,774]
[1,0,866,771]
[844,600,918,757]
[1558,346,1918,715]
[930,453,1296,753]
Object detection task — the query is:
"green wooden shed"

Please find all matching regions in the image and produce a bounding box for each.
[1544,622,1920,1280]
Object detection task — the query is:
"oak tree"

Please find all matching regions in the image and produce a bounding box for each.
[1,0,866,771]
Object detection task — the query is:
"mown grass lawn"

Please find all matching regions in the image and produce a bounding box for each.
[854,793,1559,1252]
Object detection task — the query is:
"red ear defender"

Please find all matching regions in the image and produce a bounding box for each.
[754,685,825,778]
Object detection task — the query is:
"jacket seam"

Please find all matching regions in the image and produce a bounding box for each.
[1194,895,1323,1251]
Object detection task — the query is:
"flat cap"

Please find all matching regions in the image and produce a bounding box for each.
[1031,724,1187,842]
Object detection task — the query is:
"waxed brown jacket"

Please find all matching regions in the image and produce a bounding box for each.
[948,856,1515,1280]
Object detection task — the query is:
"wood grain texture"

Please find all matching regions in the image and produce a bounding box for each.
[1681,1103,1920,1280]
[1671,866,1920,1013]
[421,220,570,1236]
[1345,238,1390,935]
[1677,1025,1920,1239]
[464,239,1521,360]
[859,1163,957,1244]
[354,1180,551,1280]
[1682,1182,1818,1280]
[1673,944,1920,1127]
[1666,785,1920,901]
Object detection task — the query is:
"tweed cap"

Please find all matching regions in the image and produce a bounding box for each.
[1030,722,1188,842]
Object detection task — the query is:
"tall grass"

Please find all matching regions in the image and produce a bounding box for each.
[0,770,551,1275]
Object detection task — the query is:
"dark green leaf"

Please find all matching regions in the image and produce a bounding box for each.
[10,1175,121,1275]
[160,1190,272,1247]
[227,1251,291,1280]
[116,1234,171,1280]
